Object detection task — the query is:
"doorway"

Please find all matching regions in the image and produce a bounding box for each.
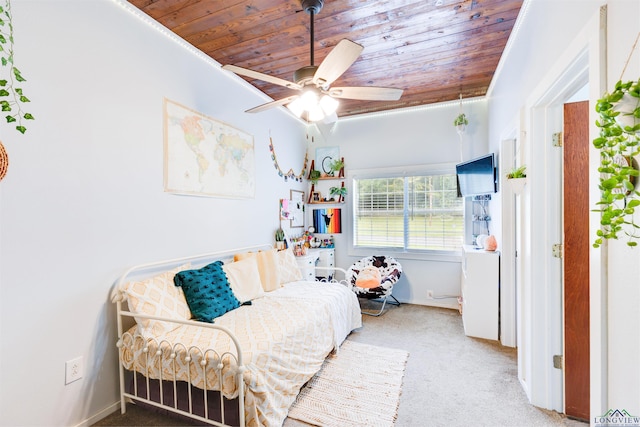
[510,6,606,418]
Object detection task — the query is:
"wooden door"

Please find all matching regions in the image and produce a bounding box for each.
[563,101,590,421]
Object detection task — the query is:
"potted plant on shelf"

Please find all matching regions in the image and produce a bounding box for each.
[329,186,347,202]
[327,158,344,177]
[506,165,527,194]
[309,169,321,184]
[592,78,640,248]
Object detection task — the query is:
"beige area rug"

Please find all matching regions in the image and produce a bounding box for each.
[287,340,409,427]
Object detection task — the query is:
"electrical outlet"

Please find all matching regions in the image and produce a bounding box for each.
[65,356,83,385]
[427,290,434,299]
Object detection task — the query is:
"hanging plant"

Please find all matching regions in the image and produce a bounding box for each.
[453,113,468,127]
[0,0,34,134]
[506,165,527,179]
[592,78,640,248]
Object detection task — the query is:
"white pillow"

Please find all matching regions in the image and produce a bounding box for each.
[223,257,265,303]
[121,263,192,336]
[277,248,303,284]
[234,249,282,292]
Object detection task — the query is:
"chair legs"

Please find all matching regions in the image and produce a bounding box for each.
[361,294,401,316]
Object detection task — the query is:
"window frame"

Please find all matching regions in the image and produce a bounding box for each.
[347,163,464,262]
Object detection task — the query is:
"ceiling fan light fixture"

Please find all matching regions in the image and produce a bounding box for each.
[287,97,305,117]
[319,94,339,115]
[308,104,325,122]
[300,89,319,110]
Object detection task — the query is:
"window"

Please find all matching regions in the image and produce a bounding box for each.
[353,172,463,253]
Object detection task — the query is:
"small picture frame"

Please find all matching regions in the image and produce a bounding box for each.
[290,189,305,228]
[312,191,321,202]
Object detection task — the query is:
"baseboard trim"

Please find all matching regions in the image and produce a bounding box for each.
[73,401,121,427]
[399,298,459,310]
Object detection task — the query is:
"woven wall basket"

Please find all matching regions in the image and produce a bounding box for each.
[0,141,8,181]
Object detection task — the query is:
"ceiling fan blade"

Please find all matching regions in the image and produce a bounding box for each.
[328,86,403,101]
[312,39,363,88]
[222,64,302,90]
[245,95,300,113]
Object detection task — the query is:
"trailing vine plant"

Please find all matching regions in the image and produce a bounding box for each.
[0,0,33,134]
[593,78,640,248]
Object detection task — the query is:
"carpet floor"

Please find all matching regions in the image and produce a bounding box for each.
[94,303,586,427]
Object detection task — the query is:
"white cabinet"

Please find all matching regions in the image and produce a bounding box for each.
[460,245,499,340]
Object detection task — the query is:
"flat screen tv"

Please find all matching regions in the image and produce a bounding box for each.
[456,154,497,197]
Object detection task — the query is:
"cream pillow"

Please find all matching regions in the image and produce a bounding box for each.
[223,257,265,303]
[277,248,303,284]
[122,263,192,336]
[234,249,282,292]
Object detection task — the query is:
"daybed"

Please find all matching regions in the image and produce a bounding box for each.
[111,244,362,427]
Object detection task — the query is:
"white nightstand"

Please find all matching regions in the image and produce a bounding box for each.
[295,251,320,281]
[308,248,335,280]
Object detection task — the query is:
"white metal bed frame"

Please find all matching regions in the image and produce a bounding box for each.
[113,244,276,427]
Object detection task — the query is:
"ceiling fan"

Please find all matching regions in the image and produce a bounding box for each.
[222,0,403,122]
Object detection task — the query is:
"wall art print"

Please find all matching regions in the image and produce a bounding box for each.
[163,98,255,198]
[313,208,342,234]
[315,146,340,176]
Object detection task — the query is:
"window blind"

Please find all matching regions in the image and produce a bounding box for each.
[353,174,463,252]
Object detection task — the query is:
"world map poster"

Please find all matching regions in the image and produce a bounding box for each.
[163,99,255,198]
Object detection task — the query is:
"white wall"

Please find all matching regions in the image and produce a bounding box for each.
[602,0,640,415]
[488,0,640,418]
[309,99,489,307]
[0,1,305,426]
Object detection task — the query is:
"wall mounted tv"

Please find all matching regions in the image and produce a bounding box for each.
[456,154,497,197]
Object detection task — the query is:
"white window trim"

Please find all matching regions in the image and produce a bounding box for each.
[346,163,463,262]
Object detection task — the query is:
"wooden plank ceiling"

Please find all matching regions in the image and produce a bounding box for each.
[129,0,523,118]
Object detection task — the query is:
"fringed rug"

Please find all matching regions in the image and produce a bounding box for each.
[287,340,409,427]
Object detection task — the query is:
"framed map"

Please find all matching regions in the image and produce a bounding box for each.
[163,99,255,198]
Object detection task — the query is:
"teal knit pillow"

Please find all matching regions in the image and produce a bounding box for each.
[173,261,240,323]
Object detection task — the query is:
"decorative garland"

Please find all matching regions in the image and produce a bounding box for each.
[269,135,309,182]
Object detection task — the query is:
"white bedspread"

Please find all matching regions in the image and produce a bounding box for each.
[120,281,361,427]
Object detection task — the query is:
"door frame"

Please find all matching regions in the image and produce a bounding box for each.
[516,8,606,413]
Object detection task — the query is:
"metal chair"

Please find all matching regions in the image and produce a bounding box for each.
[346,255,402,316]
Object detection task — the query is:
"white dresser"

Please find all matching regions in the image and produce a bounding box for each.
[311,248,335,279]
[460,245,499,340]
[295,251,320,281]
[294,248,335,281]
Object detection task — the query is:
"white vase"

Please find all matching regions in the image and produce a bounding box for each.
[613,93,640,131]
